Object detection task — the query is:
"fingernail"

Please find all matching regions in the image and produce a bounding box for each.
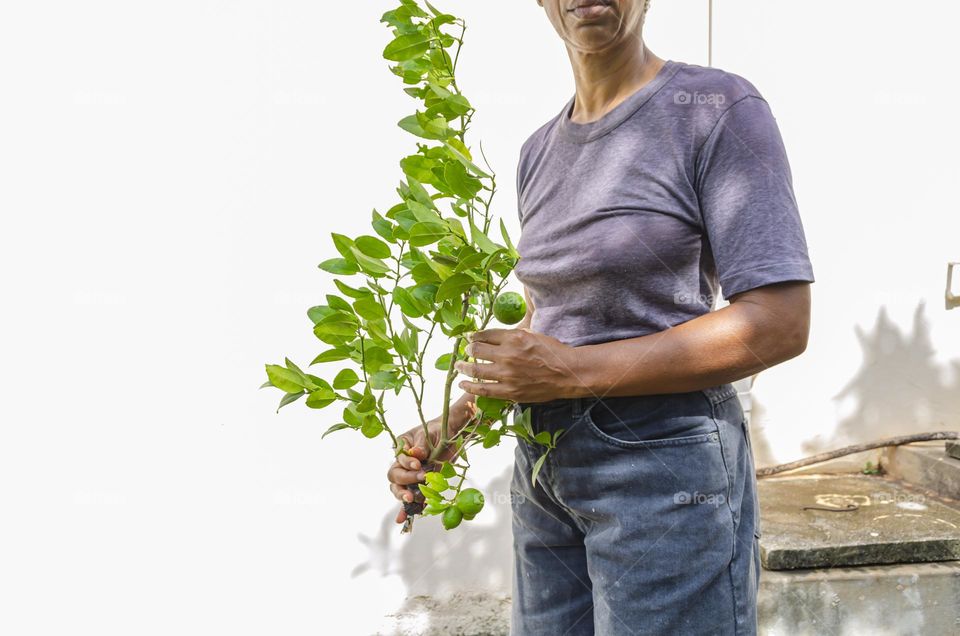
[416,470,426,480]
[410,460,420,470]
[465,331,475,342]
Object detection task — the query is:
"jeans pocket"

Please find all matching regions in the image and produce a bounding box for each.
[581,393,720,449]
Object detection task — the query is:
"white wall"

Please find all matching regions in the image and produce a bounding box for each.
[0,1,957,634]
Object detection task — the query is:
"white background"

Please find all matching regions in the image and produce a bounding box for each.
[1,1,958,634]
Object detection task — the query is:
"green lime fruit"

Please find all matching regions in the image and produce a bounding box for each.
[476,396,510,416]
[442,505,463,530]
[455,488,485,517]
[493,291,526,325]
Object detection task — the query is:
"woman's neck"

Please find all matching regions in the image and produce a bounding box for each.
[566,40,665,124]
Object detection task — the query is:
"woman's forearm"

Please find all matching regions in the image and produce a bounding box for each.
[568,282,811,398]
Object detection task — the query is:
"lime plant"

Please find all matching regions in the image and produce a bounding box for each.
[261,0,564,533]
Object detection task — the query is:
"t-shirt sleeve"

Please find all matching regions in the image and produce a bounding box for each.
[695,95,815,298]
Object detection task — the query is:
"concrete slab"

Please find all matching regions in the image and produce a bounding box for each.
[758,560,960,636]
[883,442,960,500]
[385,563,960,635]
[947,441,960,461]
[758,474,960,570]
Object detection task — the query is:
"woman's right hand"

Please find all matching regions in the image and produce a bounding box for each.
[387,406,473,524]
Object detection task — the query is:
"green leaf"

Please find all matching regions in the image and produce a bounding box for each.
[349,246,391,276]
[436,273,476,303]
[277,390,305,412]
[311,348,350,364]
[369,370,402,391]
[400,155,438,184]
[355,235,392,260]
[440,303,464,330]
[534,431,552,446]
[424,258,453,280]
[330,233,356,260]
[443,140,492,179]
[408,222,448,246]
[482,429,502,448]
[371,209,395,243]
[353,296,387,321]
[422,115,449,139]
[425,471,449,492]
[334,279,372,300]
[360,414,383,438]
[318,258,358,275]
[362,346,393,373]
[383,32,431,62]
[410,284,438,307]
[325,294,354,314]
[265,364,305,393]
[423,0,445,18]
[519,407,534,438]
[333,368,360,390]
[398,114,429,139]
[443,161,482,199]
[423,502,450,515]
[321,423,352,439]
[435,353,452,370]
[393,287,425,318]
[305,386,336,409]
[531,452,548,488]
[469,216,501,254]
[407,200,443,224]
[405,178,437,210]
[313,313,359,338]
[500,218,520,259]
[418,484,441,500]
[445,94,472,116]
[440,461,457,478]
[307,305,335,325]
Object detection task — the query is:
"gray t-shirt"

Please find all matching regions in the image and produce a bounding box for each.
[515,59,815,347]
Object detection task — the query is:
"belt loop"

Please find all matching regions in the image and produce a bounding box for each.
[572,396,582,419]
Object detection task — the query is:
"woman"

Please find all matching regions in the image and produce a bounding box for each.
[388,0,814,634]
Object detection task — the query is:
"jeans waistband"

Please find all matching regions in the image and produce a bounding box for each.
[515,383,739,418]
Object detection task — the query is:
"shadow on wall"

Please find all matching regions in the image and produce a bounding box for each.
[352,461,515,591]
[804,301,960,454]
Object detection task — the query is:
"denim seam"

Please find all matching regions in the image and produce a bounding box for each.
[715,401,754,635]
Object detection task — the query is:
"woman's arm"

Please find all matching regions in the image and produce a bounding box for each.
[455,281,811,401]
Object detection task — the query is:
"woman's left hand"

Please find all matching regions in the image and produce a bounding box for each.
[454,328,583,403]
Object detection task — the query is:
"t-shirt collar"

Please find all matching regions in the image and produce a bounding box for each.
[557,59,681,144]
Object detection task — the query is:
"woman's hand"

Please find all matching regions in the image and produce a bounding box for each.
[454,328,582,403]
[386,401,474,524]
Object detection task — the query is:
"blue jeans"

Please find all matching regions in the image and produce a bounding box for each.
[510,384,761,635]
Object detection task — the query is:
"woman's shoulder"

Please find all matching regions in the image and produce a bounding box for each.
[668,60,766,106]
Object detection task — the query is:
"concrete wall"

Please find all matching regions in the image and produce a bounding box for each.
[2,1,958,634]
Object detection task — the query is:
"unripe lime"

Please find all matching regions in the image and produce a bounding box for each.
[455,488,485,517]
[493,291,526,325]
[442,505,463,530]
